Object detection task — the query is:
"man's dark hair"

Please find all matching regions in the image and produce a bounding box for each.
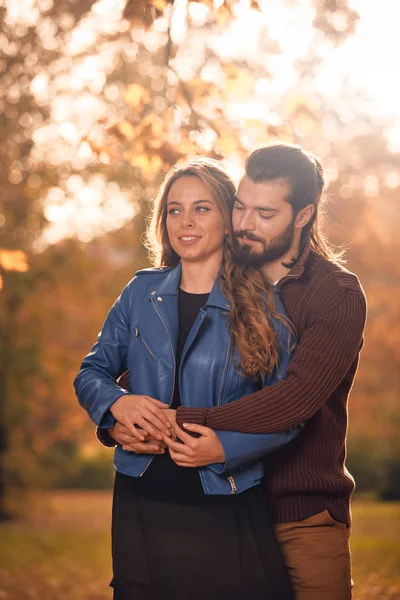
[245,143,344,263]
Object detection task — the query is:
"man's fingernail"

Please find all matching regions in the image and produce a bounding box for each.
[167,422,172,428]
[183,423,189,428]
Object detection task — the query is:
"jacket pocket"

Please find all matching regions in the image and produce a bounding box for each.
[134,326,157,361]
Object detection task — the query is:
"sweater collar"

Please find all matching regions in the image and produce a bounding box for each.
[277,239,311,287]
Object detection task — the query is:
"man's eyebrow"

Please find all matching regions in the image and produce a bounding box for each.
[234,196,278,213]
[257,206,278,213]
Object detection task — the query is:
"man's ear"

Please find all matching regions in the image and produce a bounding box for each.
[295,204,315,229]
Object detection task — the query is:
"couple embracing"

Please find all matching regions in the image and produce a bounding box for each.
[75,142,366,600]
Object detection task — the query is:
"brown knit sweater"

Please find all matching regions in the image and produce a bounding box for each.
[177,244,367,526]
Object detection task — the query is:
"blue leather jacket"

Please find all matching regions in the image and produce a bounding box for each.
[74,264,303,495]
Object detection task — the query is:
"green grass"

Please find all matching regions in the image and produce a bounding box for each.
[0,491,399,599]
[351,498,400,599]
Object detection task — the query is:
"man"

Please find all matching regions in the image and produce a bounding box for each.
[100,143,366,599]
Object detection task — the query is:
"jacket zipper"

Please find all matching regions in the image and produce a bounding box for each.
[134,326,156,361]
[217,345,230,406]
[152,298,176,406]
[227,475,237,493]
[138,299,177,477]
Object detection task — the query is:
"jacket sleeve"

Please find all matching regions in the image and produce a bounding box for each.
[177,292,366,434]
[208,302,303,475]
[208,424,303,475]
[74,277,137,428]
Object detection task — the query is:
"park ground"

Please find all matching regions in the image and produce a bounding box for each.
[0,491,399,599]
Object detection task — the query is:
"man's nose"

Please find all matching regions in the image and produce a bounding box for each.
[238,210,256,230]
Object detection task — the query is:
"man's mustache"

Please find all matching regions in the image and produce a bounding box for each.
[234,231,265,244]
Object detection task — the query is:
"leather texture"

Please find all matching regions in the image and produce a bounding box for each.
[74,264,303,495]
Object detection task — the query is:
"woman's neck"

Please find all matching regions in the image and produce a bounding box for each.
[180,258,222,294]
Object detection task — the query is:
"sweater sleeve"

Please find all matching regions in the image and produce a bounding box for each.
[176,292,366,434]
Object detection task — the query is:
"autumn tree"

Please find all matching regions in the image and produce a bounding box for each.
[2,0,399,515]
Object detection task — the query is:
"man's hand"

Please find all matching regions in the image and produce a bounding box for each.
[108,422,166,454]
[110,394,172,441]
[162,423,225,467]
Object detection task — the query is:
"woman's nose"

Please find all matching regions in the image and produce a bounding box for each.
[180,214,194,228]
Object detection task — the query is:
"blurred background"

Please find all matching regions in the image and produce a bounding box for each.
[0,0,399,598]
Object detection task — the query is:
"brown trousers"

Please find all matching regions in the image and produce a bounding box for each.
[275,509,352,600]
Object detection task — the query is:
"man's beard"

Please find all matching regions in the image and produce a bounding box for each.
[233,219,295,268]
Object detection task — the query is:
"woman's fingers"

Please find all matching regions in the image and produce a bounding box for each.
[173,423,197,445]
[162,436,194,456]
[123,442,165,454]
[168,449,193,465]
[142,407,172,438]
[110,395,172,438]
[182,423,211,436]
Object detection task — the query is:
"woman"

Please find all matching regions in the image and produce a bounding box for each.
[74,157,301,600]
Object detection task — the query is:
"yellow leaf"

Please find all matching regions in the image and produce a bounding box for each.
[224,69,255,100]
[118,120,136,140]
[0,249,29,272]
[130,153,163,178]
[124,83,150,108]
[151,0,170,11]
[215,133,239,155]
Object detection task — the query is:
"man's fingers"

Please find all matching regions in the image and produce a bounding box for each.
[114,423,134,437]
[117,433,143,445]
[122,421,148,441]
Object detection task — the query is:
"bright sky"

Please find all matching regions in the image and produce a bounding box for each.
[317,0,400,119]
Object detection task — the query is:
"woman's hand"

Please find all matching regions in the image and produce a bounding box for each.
[110,394,172,442]
[162,423,226,467]
[110,394,172,441]
[108,422,166,454]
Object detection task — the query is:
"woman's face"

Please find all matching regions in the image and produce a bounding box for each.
[166,175,227,266]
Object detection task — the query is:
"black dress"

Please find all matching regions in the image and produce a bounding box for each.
[111,290,293,600]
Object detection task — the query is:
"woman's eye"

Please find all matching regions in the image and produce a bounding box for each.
[168,208,180,215]
[196,206,210,212]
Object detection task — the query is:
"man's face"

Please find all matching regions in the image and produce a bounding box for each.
[232,176,295,267]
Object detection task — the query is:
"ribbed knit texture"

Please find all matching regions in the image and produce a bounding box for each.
[177,246,367,526]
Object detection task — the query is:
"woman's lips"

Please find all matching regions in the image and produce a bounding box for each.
[178,236,202,245]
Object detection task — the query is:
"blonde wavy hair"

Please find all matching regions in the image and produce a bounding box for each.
[144,157,284,381]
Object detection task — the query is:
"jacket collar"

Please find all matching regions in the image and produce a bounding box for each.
[206,276,231,312]
[145,263,182,299]
[145,262,230,311]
